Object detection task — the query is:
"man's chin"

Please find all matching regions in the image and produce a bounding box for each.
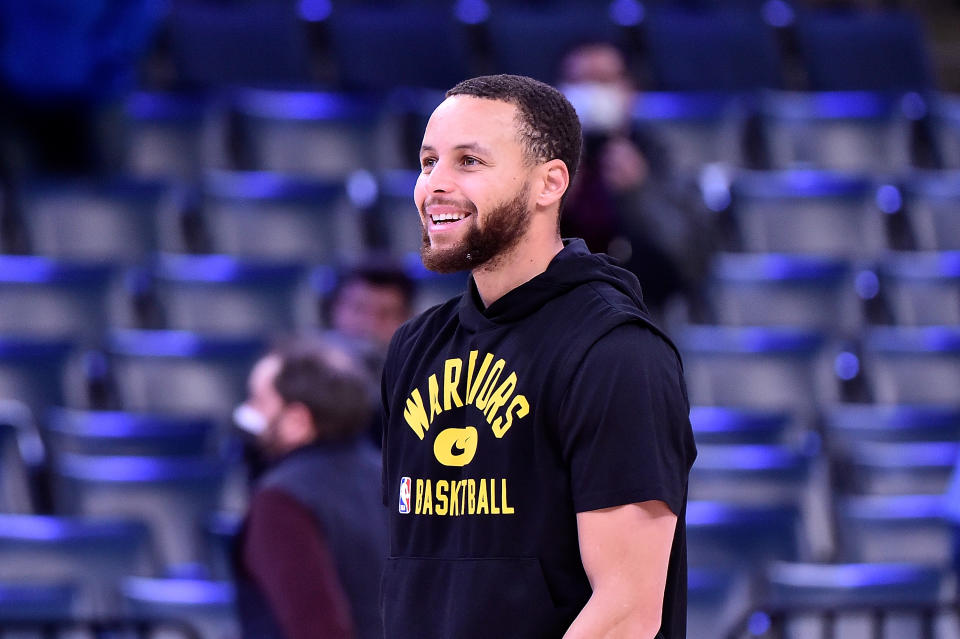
[420,244,474,274]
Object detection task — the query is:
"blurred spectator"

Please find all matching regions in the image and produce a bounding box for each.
[0,0,164,176]
[323,258,416,445]
[232,337,387,639]
[558,41,717,322]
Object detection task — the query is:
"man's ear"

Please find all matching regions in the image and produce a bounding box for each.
[282,402,316,445]
[535,159,570,208]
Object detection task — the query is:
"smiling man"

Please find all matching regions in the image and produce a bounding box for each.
[380,75,697,639]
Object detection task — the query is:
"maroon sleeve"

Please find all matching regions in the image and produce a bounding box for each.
[243,487,355,639]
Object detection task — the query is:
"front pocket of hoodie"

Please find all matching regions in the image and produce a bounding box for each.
[381,556,576,639]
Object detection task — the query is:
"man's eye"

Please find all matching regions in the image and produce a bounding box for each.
[462,156,480,166]
[421,157,436,170]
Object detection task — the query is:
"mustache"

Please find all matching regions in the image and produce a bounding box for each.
[422,196,478,215]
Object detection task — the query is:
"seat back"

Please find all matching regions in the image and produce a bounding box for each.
[106,329,263,417]
[901,171,960,251]
[862,326,960,403]
[880,251,960,325]
[836,494,951,564]
[122,577,238,639]
[0,514,153,615]
[53,454,226,569]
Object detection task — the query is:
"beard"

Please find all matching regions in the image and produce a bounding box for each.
[420,184,531,274]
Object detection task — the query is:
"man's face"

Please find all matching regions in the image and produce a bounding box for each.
[245,354,286,456]
[331,280,410,347]
[415,96,535,273]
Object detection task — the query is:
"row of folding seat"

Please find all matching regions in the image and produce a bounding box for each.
[120,89,960,181]
[4,169,960,267]
[162,1,934,94]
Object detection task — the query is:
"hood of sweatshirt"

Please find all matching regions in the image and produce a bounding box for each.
[456,239,679,356]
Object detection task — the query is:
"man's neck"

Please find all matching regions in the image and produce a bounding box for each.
[472,234,565,307]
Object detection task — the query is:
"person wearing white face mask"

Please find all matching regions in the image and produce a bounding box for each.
[558,41,716,324]
[232,337,386,639]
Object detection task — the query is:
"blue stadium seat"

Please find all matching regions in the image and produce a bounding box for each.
[632,93,751,173]
[151,253,306,335]
[205,512,242,581]
[690,444,813,506]
[843,441,958,496]
[824,403,960,445]
[762,561,945,639]
[106,329,263,416]
[687,500,806,569]
[879,250,960,325]
[674,325,836,410]
[45,408,217,458]
[836,494,951,564]
[168,0,312,88]
[122,577,238,639]
[795,10,934,92]
[485,3,623,84]
[375,170,423,256]
[0,337,74,419]
[0,582,76,621]
[0,514,154,615]
[124,92,228,179]
[760,91,916,172]
[202,171,364,262]
[19,178,169,262]
[689,405,797,445]
[0,403,33,514]
[900,171,960,251]
[53,454,227,570]
[687,567,743,639]
[402,253,471,314]
[708,253,860,334]
[643,7,783,91]
[0,257,114,340]
[931,96,960,170]
[862,325,960,403]
[327,5,472,92]
[730,170,885,257]
[231,89,381,178]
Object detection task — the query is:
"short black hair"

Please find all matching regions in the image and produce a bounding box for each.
[270,337,371,441]
[446,74,582,192]
[329,256,416,313]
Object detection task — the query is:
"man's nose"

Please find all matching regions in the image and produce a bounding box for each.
[425,160,454,192]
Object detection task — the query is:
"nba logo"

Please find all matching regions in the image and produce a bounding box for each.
[398,477,412,514]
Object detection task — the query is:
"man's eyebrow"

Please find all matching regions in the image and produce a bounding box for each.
[419,143,493,155]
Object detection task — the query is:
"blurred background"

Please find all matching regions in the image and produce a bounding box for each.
[0,0,960,637]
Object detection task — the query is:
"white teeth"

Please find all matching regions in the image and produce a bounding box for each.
[430,213,466,223]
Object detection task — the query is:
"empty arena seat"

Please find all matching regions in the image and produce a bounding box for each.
[122,577,238,639]
[690,443,813,506]
[643,7,783,91]
[836,494,951,564]
[0,403,33,514]
[632,93,751,173]
[795,10,934,92]
[862,325,960,403]
[675,325,836,410]
[124,92,228,179]
[168,0,312,88]
[843,441,957,496]
[202,170,364,262]
[687,500,806,569]
[760,91,916,172]
[327,4,472,92]
[931,95,960,169]
[18,178,170,263]
[900,171,960,251]
[375,170,423,256]
[708,253,860,334]
[53,454,227,570]
[231,89,381,178]
[879,250,960,325]
[106,329,263,417]
[485,3,623,84]
[689,405,797,445]
[824,403,960,446]
[151,253,306,335]
[0,582,76,621]
[0,514,154,615]
[0,337,74,419]
[730,170,885,257]
[0,257,114,340]
[45,408,217,458]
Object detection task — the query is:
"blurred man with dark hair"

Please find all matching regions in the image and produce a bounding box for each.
[233,337,386,639]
